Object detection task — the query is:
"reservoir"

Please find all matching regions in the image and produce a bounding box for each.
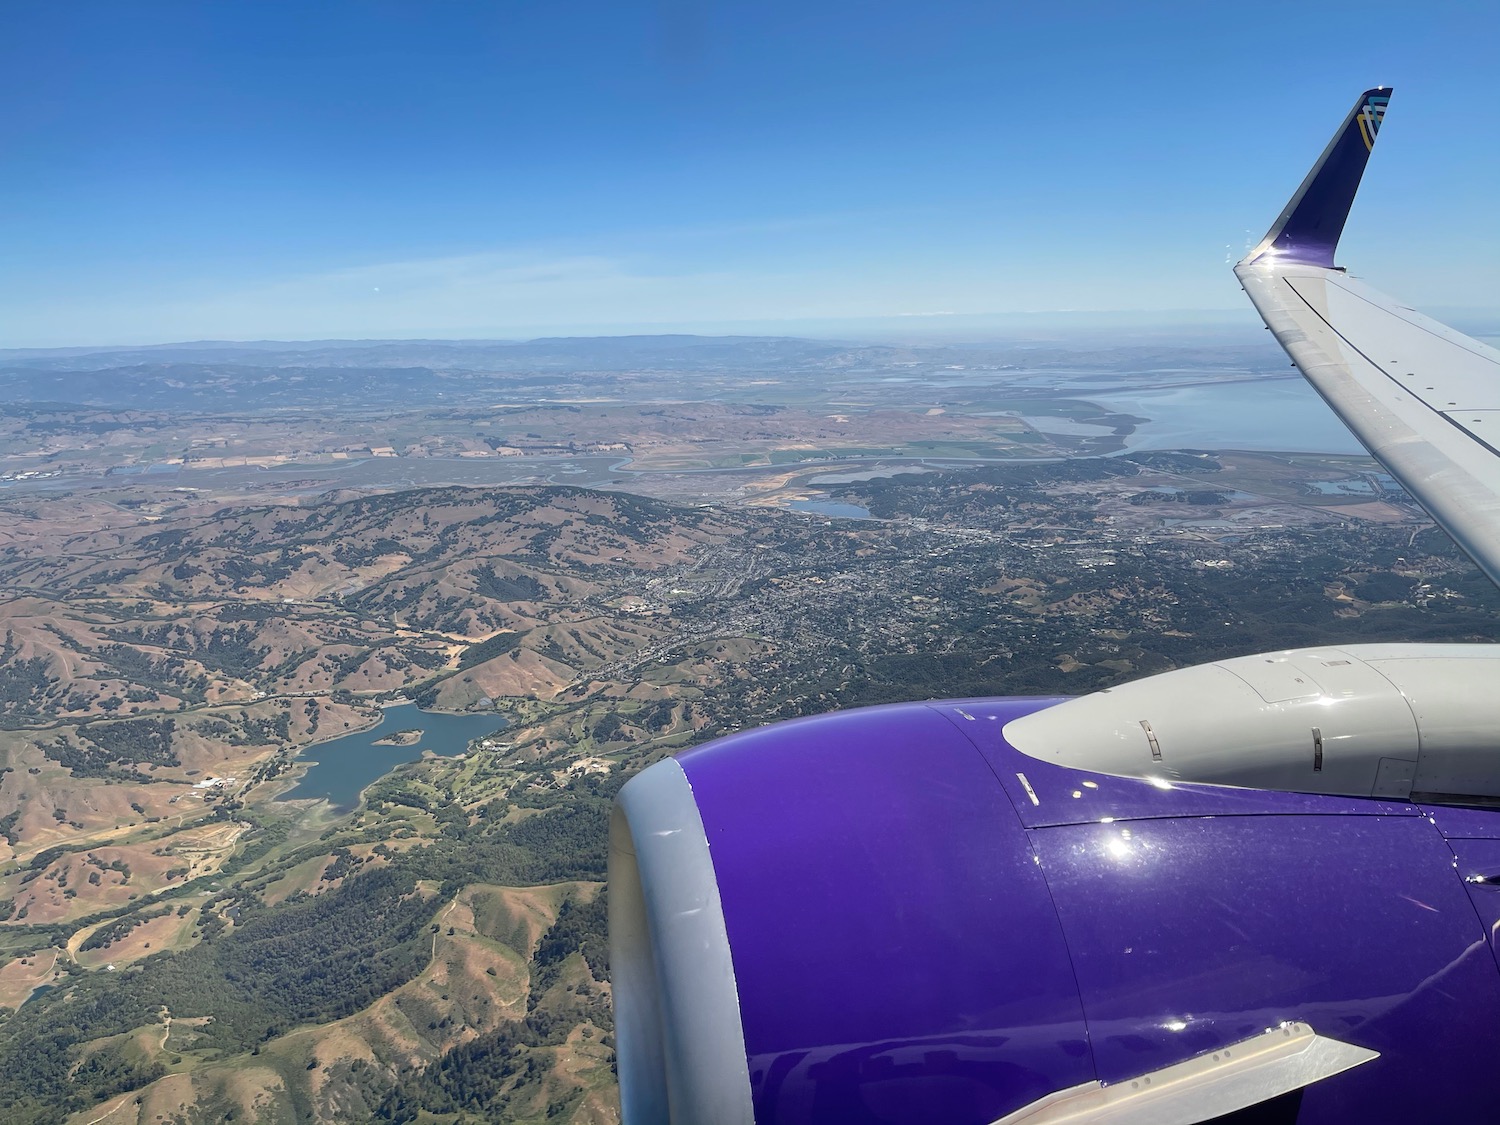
[280,703,507,811]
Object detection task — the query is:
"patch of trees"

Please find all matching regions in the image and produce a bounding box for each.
[372,892,611,1124]
[471,564,544,603]
[47,718,181,778]
[423,594,474,639]
[215,603,285,622]
[527,891,608,1009]
[366,785,612,894]
[602,492,674,535]
[533,634,569,664]
[268,647,320,681]
[409,680,444,709]
[216,549,314,588]
[23,418,132,436]
[350,581,427,616]
[138,528,189,551]
[633,699,676,733]
[832,457,1141,520]
[193,625,271,678]
[44,742,145,782]
[329,647,373,680]
[92,643,206,703]
[372,1008,588,1124]
[79,905,172,952]
[0,632,56,726]
[365,776,435,813]
[456,630,526,671]
[321,847,363,882]
[1127,489,1231,506]
[227,711,292,746]
[404,646,448,670]
[1354,571,1414,603]
[591,712,627,744]
[332,536,405,567]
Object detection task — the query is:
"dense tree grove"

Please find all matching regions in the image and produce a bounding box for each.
[45,717,183,778]
[459,628,528,669]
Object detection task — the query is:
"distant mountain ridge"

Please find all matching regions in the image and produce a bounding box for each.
[0,331,1287,413]
[0,335,933,411]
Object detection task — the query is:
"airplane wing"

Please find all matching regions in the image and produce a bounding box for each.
[1235,87,1500,587]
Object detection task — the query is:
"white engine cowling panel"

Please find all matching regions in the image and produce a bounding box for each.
[1002,644,1500,801]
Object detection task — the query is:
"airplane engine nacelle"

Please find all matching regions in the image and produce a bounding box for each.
[610,697,1500,1125]
[1002,644,1500,800]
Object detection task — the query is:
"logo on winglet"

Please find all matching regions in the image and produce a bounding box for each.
[1357,93,1389,152]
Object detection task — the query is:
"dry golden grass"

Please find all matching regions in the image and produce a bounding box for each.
[2,819,248,926]
[75,908,197,970]
[258,854,341,906]
[0,948,61,1008]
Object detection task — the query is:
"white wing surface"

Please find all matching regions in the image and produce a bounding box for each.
[1236,89,1500,586]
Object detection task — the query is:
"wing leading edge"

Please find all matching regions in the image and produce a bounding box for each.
[1235,89,1500,587]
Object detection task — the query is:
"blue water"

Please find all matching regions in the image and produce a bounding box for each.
[1098,378,1366,454]
[280,703,507,811]
[788,499,874,519]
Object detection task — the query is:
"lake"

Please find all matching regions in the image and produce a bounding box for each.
[279,703,507,811]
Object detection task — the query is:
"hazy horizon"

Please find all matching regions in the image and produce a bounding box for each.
[0,307,1269,354]
[9,301,1500,358]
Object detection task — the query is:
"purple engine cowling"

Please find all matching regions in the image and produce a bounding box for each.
[609,698,1500,1125]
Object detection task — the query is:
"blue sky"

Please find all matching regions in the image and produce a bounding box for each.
[3,1,1496,346]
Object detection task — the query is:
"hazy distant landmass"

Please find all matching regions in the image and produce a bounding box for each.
[1,331,1362,510]
[0,331,1277,411]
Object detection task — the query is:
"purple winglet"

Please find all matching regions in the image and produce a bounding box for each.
[1242,87,1391,268]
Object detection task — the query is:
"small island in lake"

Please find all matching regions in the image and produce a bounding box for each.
[372,728,423,747]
